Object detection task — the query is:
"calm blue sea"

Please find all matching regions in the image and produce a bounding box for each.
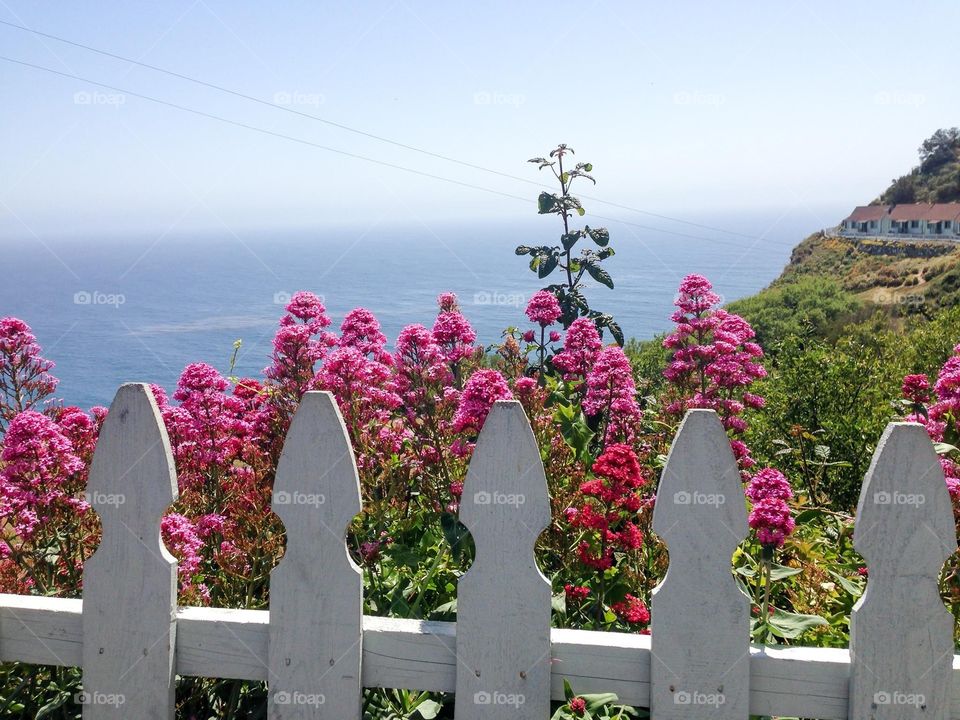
[0,212,826,409]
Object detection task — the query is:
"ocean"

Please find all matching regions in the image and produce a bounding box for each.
[0,212,825,409]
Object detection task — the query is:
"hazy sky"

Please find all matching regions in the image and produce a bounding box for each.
[2,1,958,240]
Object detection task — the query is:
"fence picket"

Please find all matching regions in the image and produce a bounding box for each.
[80,383,178,719]
[849,423,958,720]
[455,400,551,719]
[268,391,363,719]
[650,409,749,719]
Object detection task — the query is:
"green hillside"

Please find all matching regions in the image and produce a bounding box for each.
[877,127,960,204]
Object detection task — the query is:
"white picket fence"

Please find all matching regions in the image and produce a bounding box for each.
[1,383,959,719]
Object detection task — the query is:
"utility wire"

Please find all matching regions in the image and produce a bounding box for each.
[0,18,762,241]
[0,55,777,249]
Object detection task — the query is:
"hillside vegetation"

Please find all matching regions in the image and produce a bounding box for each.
[878,127,960,204]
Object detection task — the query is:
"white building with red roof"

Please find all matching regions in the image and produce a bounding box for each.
[841,203,960,239]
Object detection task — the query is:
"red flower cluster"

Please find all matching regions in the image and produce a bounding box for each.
[567,444,647,570]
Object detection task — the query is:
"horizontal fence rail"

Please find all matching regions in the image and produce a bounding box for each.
[0,383,958,719]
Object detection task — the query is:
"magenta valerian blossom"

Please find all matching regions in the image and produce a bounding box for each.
[161,512,206,597]
[314,344,402,469]
[746,468,795,548]
[437,292,459,312]
[339,307,392,363]
[265,291,336,405]
[0,317,58,430]
[902,373,931,405]
[0,410,85,541]
[432,309,478,366]
[582,346,642,444]
[452,369,512,434]
[552,318,602,383]
[525,290,562,327]
[393,324,453,410]
[662,275,766,475]
[900,348,960,502]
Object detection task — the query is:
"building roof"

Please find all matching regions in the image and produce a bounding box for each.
[887,203,960,222]
[846,205,890,222]
[926,203,960,222]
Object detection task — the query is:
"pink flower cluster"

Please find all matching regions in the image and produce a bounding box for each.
[525,290,562,327]
[747,468,795,548]
[0,318,58,430]
[582,346,642,444]
[900,350,960,501]
[451,369,513,434]
[663,274,766,473]
[552,318,602,383]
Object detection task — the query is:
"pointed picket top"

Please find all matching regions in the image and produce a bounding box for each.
[456,400,551,720]
[81,383,178,719]
[849,422,957,720]
[268,391,362,720]
[650,409,749,719]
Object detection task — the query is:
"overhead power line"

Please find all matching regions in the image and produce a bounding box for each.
[0,18,762,242]
[0,54,775,249]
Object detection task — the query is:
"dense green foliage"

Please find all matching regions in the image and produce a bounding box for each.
[726,276,864,351]
[879,127,960,204]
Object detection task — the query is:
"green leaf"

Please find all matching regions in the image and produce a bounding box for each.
[827,570,864,597]
[794,508,826,524]
[585,263,614,289]
[561,171,570,184]
[583,692,620,710]
[576,206,586,216]
[584,163,593,171]
[935,441,959,455]
[538,192,558,214]
[770,564,803,581]
[561,232,582,251]
[415,699,443,719]
[586,226,610,246]
[563,679,575,702]
[515,245,532,256]
[766,608,828,639]
[538,255,559,278]
[552,592,567,615]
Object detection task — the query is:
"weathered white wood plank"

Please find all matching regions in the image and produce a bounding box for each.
[80,383,178,719]
[10,595,960,718]
[850,422,958,720]
[268,391,363,719]
[455,400,551,719]
[650,409,750,719]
